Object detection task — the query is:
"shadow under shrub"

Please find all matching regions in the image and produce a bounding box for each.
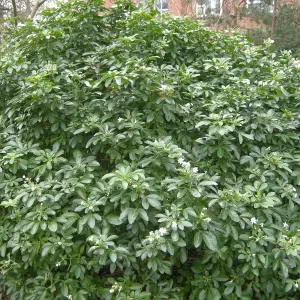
[0,0,300,299]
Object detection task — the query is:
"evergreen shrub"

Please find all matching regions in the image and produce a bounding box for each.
[0,1,300,299]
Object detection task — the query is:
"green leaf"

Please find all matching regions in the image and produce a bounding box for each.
[199,181,218,186]
[228,210,239,222]
[128,209,139,224]
[110,252,117,263]
[106,214,122,225]
[48,222,58,232]
[203,231,218,251]
[194,231,202,248]
[61,283,69,297]
[147,194,162,209]
[224,285,234,295]
[139,209,149,222]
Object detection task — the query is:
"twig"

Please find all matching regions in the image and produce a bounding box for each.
[29,0,48,19]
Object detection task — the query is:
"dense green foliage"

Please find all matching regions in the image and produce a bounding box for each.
[0,0,300,299]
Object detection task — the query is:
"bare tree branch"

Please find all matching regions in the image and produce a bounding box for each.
[271,0,278,39]
[28,0,47,18]
[11,0,18,25]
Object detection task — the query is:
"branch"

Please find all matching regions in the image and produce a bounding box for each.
[11,0,18,25]
[28,0,48,19]
[271,0,278,39]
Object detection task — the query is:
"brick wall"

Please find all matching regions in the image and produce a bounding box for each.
[104,0,197,16]
[104,0,300,23]
[168,0,196,17]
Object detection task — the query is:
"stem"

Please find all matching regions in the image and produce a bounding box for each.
[271,0,278,40]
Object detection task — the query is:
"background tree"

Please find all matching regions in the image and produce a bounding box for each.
[202,0,300,57]
[0,0,52,21]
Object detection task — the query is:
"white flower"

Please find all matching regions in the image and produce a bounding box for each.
[46,35,50,39]
[159,227,167,235]
[182,162,191,169]
[178,157,184,165]
[283,222,289,229]
[160,84,172,91]
[56,262,61,267]
[22,175,26,178]
[184,103,193,109]
[260,223,264,228]
[118,118,123,122]
[192,167,198,174]
[109,289,114,293]
[67,296,72,300]
[251,217,257,225]
[295,283,299,288]
[148,237,154,242]
[206,217,211,223]
[264,38,274,46]
[281,49,291,57]
[252,254,256,257]
[294,60,300,69]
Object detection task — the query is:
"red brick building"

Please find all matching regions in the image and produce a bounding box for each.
[104,0,267,20]
[104,0,210,17]
[104,0,299,30]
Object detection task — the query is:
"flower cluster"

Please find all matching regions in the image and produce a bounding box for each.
[182,102,193,113]
[200,208,211,223]
[109,282,122,294]
[251,217,257,225]
[147,228,168,243]
[184,103,193,109]
[264,38,274,47]
[178,157,198,174]
[158,84,174,97]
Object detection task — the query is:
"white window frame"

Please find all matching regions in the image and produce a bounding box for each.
[245,0,273,12]
[196,3,207,17]
[196,0,221,17]
[155,0,168,13]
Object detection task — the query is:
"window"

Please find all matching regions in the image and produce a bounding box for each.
[246,0,273,12]
[155,0,168,13]
[196,0,221,17]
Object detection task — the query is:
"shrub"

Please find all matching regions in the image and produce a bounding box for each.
[0,1,300,299]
